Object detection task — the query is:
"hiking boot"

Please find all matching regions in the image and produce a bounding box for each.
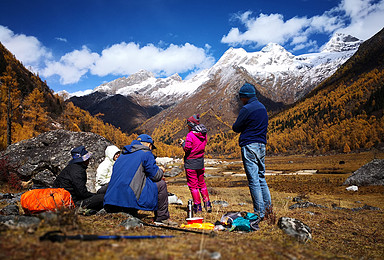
[193,203,202,214]
[204,201,212,213]
[154,219,178,227]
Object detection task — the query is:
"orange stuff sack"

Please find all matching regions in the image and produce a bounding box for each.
[21,188,75,214]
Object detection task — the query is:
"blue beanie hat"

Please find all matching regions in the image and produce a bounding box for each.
[239,83,256,98]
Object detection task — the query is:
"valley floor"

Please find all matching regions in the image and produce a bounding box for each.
[1,151,383,259]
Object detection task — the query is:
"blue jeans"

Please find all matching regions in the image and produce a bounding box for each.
[241,143,271,218]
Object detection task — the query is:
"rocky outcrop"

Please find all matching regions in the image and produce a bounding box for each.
[278,217,312,243]
[1,130,113,192]
[343,159,384,186]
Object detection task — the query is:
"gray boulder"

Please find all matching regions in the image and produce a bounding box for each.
[289,201,327,210]
[0,215,41,230]
[343,159,384,186]
[0,192,23,204]
[1,129,113,192]
[0,205,20,215]
[164,166,183,177]
[278,217,312,243]
[212,200,229,207]
[119,216,143,230]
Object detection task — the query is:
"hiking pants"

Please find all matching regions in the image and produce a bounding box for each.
[77,193,105,211]
[241,142,271,218]
[185,168,210,205]
[105,180,170,222]
[154,179,170,221]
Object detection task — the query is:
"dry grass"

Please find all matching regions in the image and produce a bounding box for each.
[1,152,383,259]
[266,151,384,174]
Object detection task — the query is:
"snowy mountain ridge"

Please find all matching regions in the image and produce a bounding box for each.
[83,33,363,105]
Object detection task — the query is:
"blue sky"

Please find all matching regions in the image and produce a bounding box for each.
[1,0,383,94]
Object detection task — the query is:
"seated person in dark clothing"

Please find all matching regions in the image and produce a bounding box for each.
[53,145,104,212]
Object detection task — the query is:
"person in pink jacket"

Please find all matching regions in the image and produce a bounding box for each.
[179,114,212,213]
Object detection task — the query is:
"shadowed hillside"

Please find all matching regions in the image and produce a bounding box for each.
[69,92,168,133]
[0,43,136,150]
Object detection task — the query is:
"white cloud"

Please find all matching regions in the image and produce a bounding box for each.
[339,0,374,18]
[291,40,318,52]
[335,0,384,40]
[1,25,214,86]
[42,41,214,85]
[42,46,99,84]
[309,13,343,34]
[42,61,88,85]
[222,0,384,51]
[91,42,214,77]
[0,25,52,66]
[222,13,310,47]
[55,37,67,42]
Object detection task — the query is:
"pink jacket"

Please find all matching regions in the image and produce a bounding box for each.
[183,124,207,169]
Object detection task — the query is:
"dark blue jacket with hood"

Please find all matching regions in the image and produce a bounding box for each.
[103,140,163,211]
[232,96,268,147]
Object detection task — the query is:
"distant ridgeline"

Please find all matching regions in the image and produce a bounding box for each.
[0,43,136,151]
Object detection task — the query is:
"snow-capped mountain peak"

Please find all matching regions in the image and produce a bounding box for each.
[321,33,363,53]
[82,33,362,106]
[126,69,155,84]
[261,43,289,53]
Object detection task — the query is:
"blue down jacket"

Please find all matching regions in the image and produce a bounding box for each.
[103,140,163,211]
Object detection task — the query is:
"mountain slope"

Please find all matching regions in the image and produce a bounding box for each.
[139,68,286,140]
[0,42,135,150]
[139,28,384,156]
[90,33,361,106]
[267,27,384,154]
[0,43,62,115]
[69,92,167,133]
[137,34,361,137]
[72,33,361,137]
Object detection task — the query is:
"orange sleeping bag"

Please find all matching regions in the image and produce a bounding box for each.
[21,188,75,214]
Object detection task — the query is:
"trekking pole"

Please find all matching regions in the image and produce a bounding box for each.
[40,230,174,242]
[141,222,216,237]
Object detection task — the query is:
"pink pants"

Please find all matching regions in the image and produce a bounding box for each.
[186,168,210,205]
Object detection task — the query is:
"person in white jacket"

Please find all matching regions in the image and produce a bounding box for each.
[95,145,121,193]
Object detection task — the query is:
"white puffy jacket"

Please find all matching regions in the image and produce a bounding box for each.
[95,145,120,191]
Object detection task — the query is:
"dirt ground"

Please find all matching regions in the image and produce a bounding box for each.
[1,152,383,259]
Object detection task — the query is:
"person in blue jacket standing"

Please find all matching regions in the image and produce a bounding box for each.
[103,134,177,226]
[232,83,272,220]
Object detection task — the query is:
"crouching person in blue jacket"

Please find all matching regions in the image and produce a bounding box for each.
[103,134,177,226]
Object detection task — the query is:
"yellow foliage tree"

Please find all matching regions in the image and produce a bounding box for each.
[343,143,351,153]
[18,88,49,139]
[0,66,21,149]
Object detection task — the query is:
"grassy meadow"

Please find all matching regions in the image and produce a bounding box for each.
[1,151,383,259]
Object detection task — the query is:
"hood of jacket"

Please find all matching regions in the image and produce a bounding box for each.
[122,140,151,154]
[104,145,120,162]
[191,124,207,141]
